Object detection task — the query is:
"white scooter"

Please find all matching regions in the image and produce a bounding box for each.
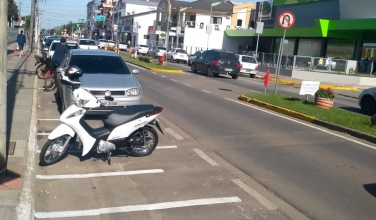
[39,66,164,166]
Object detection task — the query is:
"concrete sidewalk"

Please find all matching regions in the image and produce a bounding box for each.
[0,44,37,219]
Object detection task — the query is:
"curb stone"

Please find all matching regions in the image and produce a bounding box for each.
[238,95,376,144]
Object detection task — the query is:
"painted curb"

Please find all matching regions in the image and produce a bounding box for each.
[238,95,376,144]
[266,77,361,92]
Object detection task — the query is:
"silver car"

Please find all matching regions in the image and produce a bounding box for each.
[56,49,143,112]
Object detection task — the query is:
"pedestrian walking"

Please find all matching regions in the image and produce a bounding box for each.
[16,30,27,57]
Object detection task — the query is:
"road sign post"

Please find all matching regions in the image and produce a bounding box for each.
[274,11,295,94]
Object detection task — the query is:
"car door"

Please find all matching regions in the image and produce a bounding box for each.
[196,51,208,71]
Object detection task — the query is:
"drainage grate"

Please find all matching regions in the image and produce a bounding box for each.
[7,141,16,155]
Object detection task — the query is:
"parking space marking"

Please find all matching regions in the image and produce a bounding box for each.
[35,145,178,154]
[171,79,178,82]
[225,98,376,151]
[202,90,211,94]
[185,84,192,87]
[37,118,59,121]
[36,169,164,180]
[152,72,157,74]
[165,128,184,140]
[184,72,193,75]
[198,76,206,79]
[193,149,219,166]
[232,179,277,210]
[34,197,241,219]
[37,133,50,136]
[156,145,178,149]
[249,89,261,93]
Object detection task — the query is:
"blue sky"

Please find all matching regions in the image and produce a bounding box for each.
[19,0,257,30]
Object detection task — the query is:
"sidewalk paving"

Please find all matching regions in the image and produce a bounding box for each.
[0,44,37,219]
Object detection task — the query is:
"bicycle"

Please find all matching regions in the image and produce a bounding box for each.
[44,59,59,92]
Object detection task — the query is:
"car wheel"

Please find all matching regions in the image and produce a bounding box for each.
[188,60,191,66]
[207,67,213,77]
[250,74,255,78]
[231,75,239,79]
[361,96,376,116]
[191,63,197,73]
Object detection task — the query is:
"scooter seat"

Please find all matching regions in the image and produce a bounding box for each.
[102,105,155,128]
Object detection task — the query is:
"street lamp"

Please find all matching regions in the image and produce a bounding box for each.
[207,1,223,50]
[176,6,191,48]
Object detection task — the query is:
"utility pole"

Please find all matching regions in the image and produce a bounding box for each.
[34,0,39,47]
[30,0,36,52]
[164,0,171,52]
[0,0,8,179]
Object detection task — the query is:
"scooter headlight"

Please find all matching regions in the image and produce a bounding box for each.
[125,88,140,96]
[67,109,85,119]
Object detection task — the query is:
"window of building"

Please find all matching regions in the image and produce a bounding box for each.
[297,38,322,57]
[189,15,196,21]
[211,17,222,24]
[326,39,355,60]
[237,19,242,26]
[274,38,296,56]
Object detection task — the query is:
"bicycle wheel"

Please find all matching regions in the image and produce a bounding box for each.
[44,71,56,91]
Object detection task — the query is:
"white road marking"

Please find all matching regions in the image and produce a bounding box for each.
[162,75,166,78]
[185,84,192,87]
[193,149,219,166]
[127,63,147,71]
[171,79,178,82]
[37,118,59,121]
[34,197,241,219]
[185,72,193,75]
[225,98,376,151]
[165,128,184,140]
[36,169,164,180]
[156,145,178,149]
[199,76,206,78]
[202,90,211,94]
[249,89,261,93]
[37,133,50,136]
[152,72,157,74]
[232,179,277,210]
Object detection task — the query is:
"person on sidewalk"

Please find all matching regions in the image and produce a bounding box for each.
[16,30,27,57]
[51,38,68,66]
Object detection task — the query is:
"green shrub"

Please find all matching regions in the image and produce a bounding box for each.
[138,55,153,63]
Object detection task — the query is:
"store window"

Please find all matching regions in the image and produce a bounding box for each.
[274,38,295,56]
[297,39,322,57]
[361,42,376,61]
[325,39,355,60]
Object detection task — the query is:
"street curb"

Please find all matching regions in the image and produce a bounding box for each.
[265,77,361,92]
[238,95,376,144]
[122,57,183,73]
[16,74,37,220]
[238,95,315,123]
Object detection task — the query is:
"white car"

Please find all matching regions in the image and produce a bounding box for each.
[167,48,189,63]
[48,40,79,58]
[119,42,128,51]
[137,44,149,55]
[188,50,204,66]
[236,54,258,78]
[97,39,108,49]
[108,40,115,47]
[78,39,98,49]
[147,46,167,58]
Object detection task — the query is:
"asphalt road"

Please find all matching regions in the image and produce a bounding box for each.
[33,62,376,220]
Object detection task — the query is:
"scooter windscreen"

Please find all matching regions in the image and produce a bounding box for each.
[73,88,101,108]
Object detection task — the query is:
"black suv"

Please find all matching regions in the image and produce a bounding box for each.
[190,50,241,79]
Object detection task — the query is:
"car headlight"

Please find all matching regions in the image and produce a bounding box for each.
[125,88,140,96]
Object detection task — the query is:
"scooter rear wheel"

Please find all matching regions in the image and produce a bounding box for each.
[129,126,158,157]
[39,135,71,166]
[36,63,46,79]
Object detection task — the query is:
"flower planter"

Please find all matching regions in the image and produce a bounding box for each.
[315,97,334,109]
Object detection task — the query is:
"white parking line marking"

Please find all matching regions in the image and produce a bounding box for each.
[34,197,241,219]
[156,145,178,149]
[37,133,50,136]
[36,169,164,180]
[184,72,193,75]
[37,118,59,121]
[199,76,206,78]
[165,128,184,140]
[185,84,192,87]
[202,90,211,94]
[232,179,277,210]
[225,98,376,151]
[162,75,166,78]
[193,149,219,166]
[171,79,178,82]
[152,72,157,74]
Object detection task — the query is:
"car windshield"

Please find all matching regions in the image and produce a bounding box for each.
[66,43,79,50]
[79,40,95,45]
[69,55,131,74]
[176,49,187,54]
[241,56,257,63]
[217,52,237,60]
[158,47,166,50]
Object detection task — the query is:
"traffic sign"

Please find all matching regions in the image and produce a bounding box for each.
[278,11,295,29]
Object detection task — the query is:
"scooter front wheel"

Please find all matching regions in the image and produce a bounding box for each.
[129,126,158,157]
[39,135,71,166]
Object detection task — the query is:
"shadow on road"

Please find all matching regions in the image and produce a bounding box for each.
[7,49,14,56]
[363,183,376,198]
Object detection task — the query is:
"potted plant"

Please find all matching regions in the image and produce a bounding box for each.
[315,87,335,109]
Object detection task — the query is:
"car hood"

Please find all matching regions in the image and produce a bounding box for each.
[80,74,140,90]
[361,87,376,95]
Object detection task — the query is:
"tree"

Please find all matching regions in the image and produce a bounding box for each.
[23,15,31,32]
[8,0,19,27]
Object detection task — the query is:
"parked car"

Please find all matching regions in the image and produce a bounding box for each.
[188,50,204,66]
[147,46,167,58]
[119,42,128,51]
[97,39,108,49]
[166,48,189,63]
[136,44,149,55]
[48,40,79,58]
[78,39,98,49]
[56,49,143,112]
[42,37,60,57]
[191,49,241,79]
[358,88,376,115]
[236,54,258,78]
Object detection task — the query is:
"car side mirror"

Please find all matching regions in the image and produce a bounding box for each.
[132,69,140,74]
